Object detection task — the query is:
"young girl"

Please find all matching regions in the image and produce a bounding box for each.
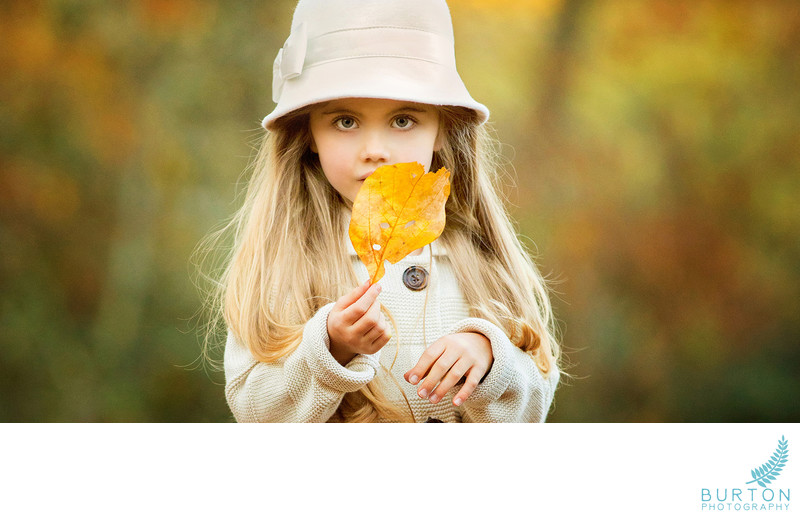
[217,0,560,422]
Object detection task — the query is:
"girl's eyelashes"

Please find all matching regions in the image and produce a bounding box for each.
[330,114,419,130]
[333,116,358,130]
[392,115,417,129]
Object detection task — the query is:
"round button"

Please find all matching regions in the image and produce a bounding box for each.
[402,266,429,291]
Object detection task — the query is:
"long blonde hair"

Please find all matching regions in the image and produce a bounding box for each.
[202,105,560,422]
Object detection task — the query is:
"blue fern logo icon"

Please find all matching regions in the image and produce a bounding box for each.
[746,436,789,488]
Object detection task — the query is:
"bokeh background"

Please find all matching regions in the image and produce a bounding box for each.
[1,0,798,422]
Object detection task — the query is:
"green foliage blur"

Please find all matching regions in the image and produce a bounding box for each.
[1,0,798,422]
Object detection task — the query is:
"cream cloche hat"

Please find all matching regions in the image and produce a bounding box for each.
[261,0,489,129]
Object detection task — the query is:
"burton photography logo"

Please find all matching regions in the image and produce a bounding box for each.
[701,436,791,512]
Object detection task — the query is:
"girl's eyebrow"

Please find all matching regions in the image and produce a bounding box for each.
[320,105,429,116]
[391,106,428,114]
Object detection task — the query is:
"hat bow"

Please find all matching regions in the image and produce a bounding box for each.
[272,22,307,103]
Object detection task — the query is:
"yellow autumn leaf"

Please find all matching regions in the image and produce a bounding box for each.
[348,162,451,283]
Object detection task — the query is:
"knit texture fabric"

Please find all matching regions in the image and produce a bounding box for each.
[224,239,559,422]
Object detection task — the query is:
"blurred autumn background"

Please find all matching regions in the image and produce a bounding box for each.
[1,0,798,422]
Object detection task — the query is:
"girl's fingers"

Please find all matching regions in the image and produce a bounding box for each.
[452,368,483,407]
[427,358,471,404]
[360,300,388,340]
[404,339,447,384]
[376,310,386,330]
[369,329,391,351]
[355,297,383,336]
[341,283,382,323]
[333,280,372,312]
[416,351,459,401]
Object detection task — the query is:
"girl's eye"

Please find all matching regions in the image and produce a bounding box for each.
[334,117,356,130]
[392,116,415,129]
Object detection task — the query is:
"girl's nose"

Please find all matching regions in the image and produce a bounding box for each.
[359,131,389,163]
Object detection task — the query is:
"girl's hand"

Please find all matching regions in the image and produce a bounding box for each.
[404,332,494,407]
[327,280,390,365]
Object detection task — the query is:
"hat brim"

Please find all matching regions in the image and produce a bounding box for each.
[262,56,489,129]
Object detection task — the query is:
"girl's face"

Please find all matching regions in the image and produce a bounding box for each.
[309,98,442,203]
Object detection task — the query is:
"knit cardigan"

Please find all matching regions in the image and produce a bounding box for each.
[224,239,559,422]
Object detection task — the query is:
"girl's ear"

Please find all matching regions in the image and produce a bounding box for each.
[310,135,318,153]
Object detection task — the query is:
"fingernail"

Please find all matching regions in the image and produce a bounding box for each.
[409,375,418,384]
[419,388,428,398]
[375,284,382,293]
[429,394,438,403]
[454,397,463,406]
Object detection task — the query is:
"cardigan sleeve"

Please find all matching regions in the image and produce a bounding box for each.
[447,317,559,423]
[224,302,382,422]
